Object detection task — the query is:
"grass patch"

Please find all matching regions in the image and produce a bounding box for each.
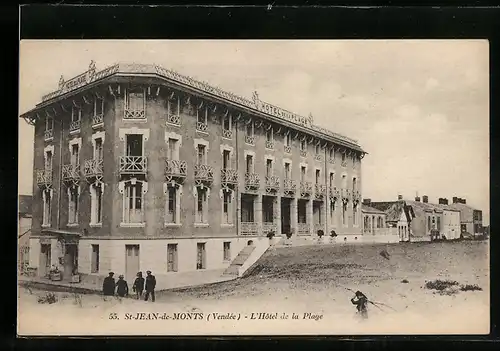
[460,284,482,292]
[425,279,459,291]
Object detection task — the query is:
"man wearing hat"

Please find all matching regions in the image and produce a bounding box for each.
[132,272,145,300]
[144,270,156,302]
[102,272,116,299]
[116,274,129,298]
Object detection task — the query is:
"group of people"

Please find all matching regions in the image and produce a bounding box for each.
[102,270,157,302]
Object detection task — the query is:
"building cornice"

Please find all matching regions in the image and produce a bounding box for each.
[20,62,366,154]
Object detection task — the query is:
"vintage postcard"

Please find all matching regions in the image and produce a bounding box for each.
[18,40,490,336]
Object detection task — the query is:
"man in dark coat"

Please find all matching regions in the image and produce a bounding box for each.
[132,272,145,300]
[116,275,129,298]
[144,270,156,302]
[351,290,368,319]
[102,272,115,299]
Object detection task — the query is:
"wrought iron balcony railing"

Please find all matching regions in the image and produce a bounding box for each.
[69,120,81,133]
[300,150,307,158]
[92,114,104,128]
[300,181,313,197]
[166,114,180,126]
[284,145,291,154]
[241,222,260,236]
[341,188,351,201]
[283,178,296,196]
[196,121,208,132]
[265,175,280,193]
[314,184,327,199]
[222,129,232,139]
[245,135,255,145]
[44,129,53,141]
[297,223,310,235]
[341,159,348,167]
[164,159,187,183]
[36,169,53,188]
[221,168,238,186]
[265,140,275,149]
[329,157,336,164]
[314,153,322,161]
[244,172,260,191]
[119,156,147,175]
[329,187,340,201]
[62,164,80,182]
[84,159,103,180]
[124,109,146,120]
[194,164,214,187]
[352,190,361,204]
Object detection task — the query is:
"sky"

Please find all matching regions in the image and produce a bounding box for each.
[19,40,490,224]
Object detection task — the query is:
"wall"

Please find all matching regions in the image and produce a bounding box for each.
[442,210,461,240]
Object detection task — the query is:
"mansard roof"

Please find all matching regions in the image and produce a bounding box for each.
[20,62,366,154]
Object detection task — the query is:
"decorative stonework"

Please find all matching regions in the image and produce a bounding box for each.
[118,127,150,142]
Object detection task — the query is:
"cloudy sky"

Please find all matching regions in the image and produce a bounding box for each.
[19,40,490,224]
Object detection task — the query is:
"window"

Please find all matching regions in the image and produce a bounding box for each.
[167,244,178,272]
[329,148,334,160]
[45,117,53,131]
[90,183,104,225]
[45,150,53,170]
[330,201,336,225]
[298,199,307,223]
[285,134,291,147]
[341,175,347,189]
[222,190,233,225]
[71,106,81,123]
[126,134,143,157]
[241,194,255,222]
[352,178,357,192]
[223,115,231,131]
[263,196,274,223]
[196,188,208,224]
[68,186,79,225]
[315,169,320,184]
[352,154,356,166]
[315,144,320,155]
[329,172,334,188]
[197,144,206,165]
[166,186,177,224]
[91,245,99,273]
[300,140,306,151]
[168,97,180,116]
[341,152,346,162]
[125,88,145,111]
[284,162,291,179]
[301,166,306,182]
[437,217,441,231]
[353,204,358,225]
[42,190,51,226]
[94,96,104,116]
[167,138,178,160]
[196,243,206,270]
[71,144,80,166]
[223,150,230,170]
[428,216,431,231]
[197,107,208,131]
[123,181,143,224]
[246,155,254,173]
[94,138,103,160]
[342,202,347,225]
[223,242,231,261]
[266,159,273,177]
[265,128,274,148]
[246,121,254,137]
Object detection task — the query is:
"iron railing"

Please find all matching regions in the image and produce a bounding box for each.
[119,156,147,175]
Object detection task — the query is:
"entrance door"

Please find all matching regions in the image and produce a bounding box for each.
[63,244,78,279]
[281,198,291,234]
[39,244,51,277]
[125,245,140,283]
[196,243,206,270]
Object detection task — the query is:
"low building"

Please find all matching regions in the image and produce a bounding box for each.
[361,202,387,234]
[367,196,413,242]
[434,198,461,240]
[447,196,483,237]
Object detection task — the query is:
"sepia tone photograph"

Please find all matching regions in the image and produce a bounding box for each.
[17,40,489,335]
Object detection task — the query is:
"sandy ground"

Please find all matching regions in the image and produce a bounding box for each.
[17,240,490,336]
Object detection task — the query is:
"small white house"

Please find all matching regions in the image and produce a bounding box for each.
[436,204,461,240]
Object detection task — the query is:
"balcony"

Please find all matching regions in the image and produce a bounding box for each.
[244,173,260,192]
[164,159,187,184]
[69,119,81,133]
[314,153,322,161]
[241,222,260,236]
[245,135,255,145]
[166,114,180,126]
[297,223,310,235]
[352,190,361,204]
[222,129,232,139]
[283,178,297,197]
[299,181,313,197]
[265,140,274,150]
[263,222,278,235]
[44,129,53,141]
[300,150,307,158]
[194,164,214,188]
[314,184,327,199]
[221,168,238,187]
[84,159,103,182]
[284,145,291,154]
[119,156,147,177]
[341,188,351,202]
[36,169,53,189]
[62,164,80,183]
[92,114,104,128]
[196,121,208,133]
[341,159,348,167]
[329,157,336,164]
[265,175,280,194]
[124,109,145,120]
[329,187,340,202]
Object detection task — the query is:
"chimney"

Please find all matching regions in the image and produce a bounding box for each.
[422,195,428,203]
[439,198,449,205]
[453,196,459,204]
[363,198,371,206]
[461,198,466,204]
[398,194,403,200]
[415,191,420,202]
